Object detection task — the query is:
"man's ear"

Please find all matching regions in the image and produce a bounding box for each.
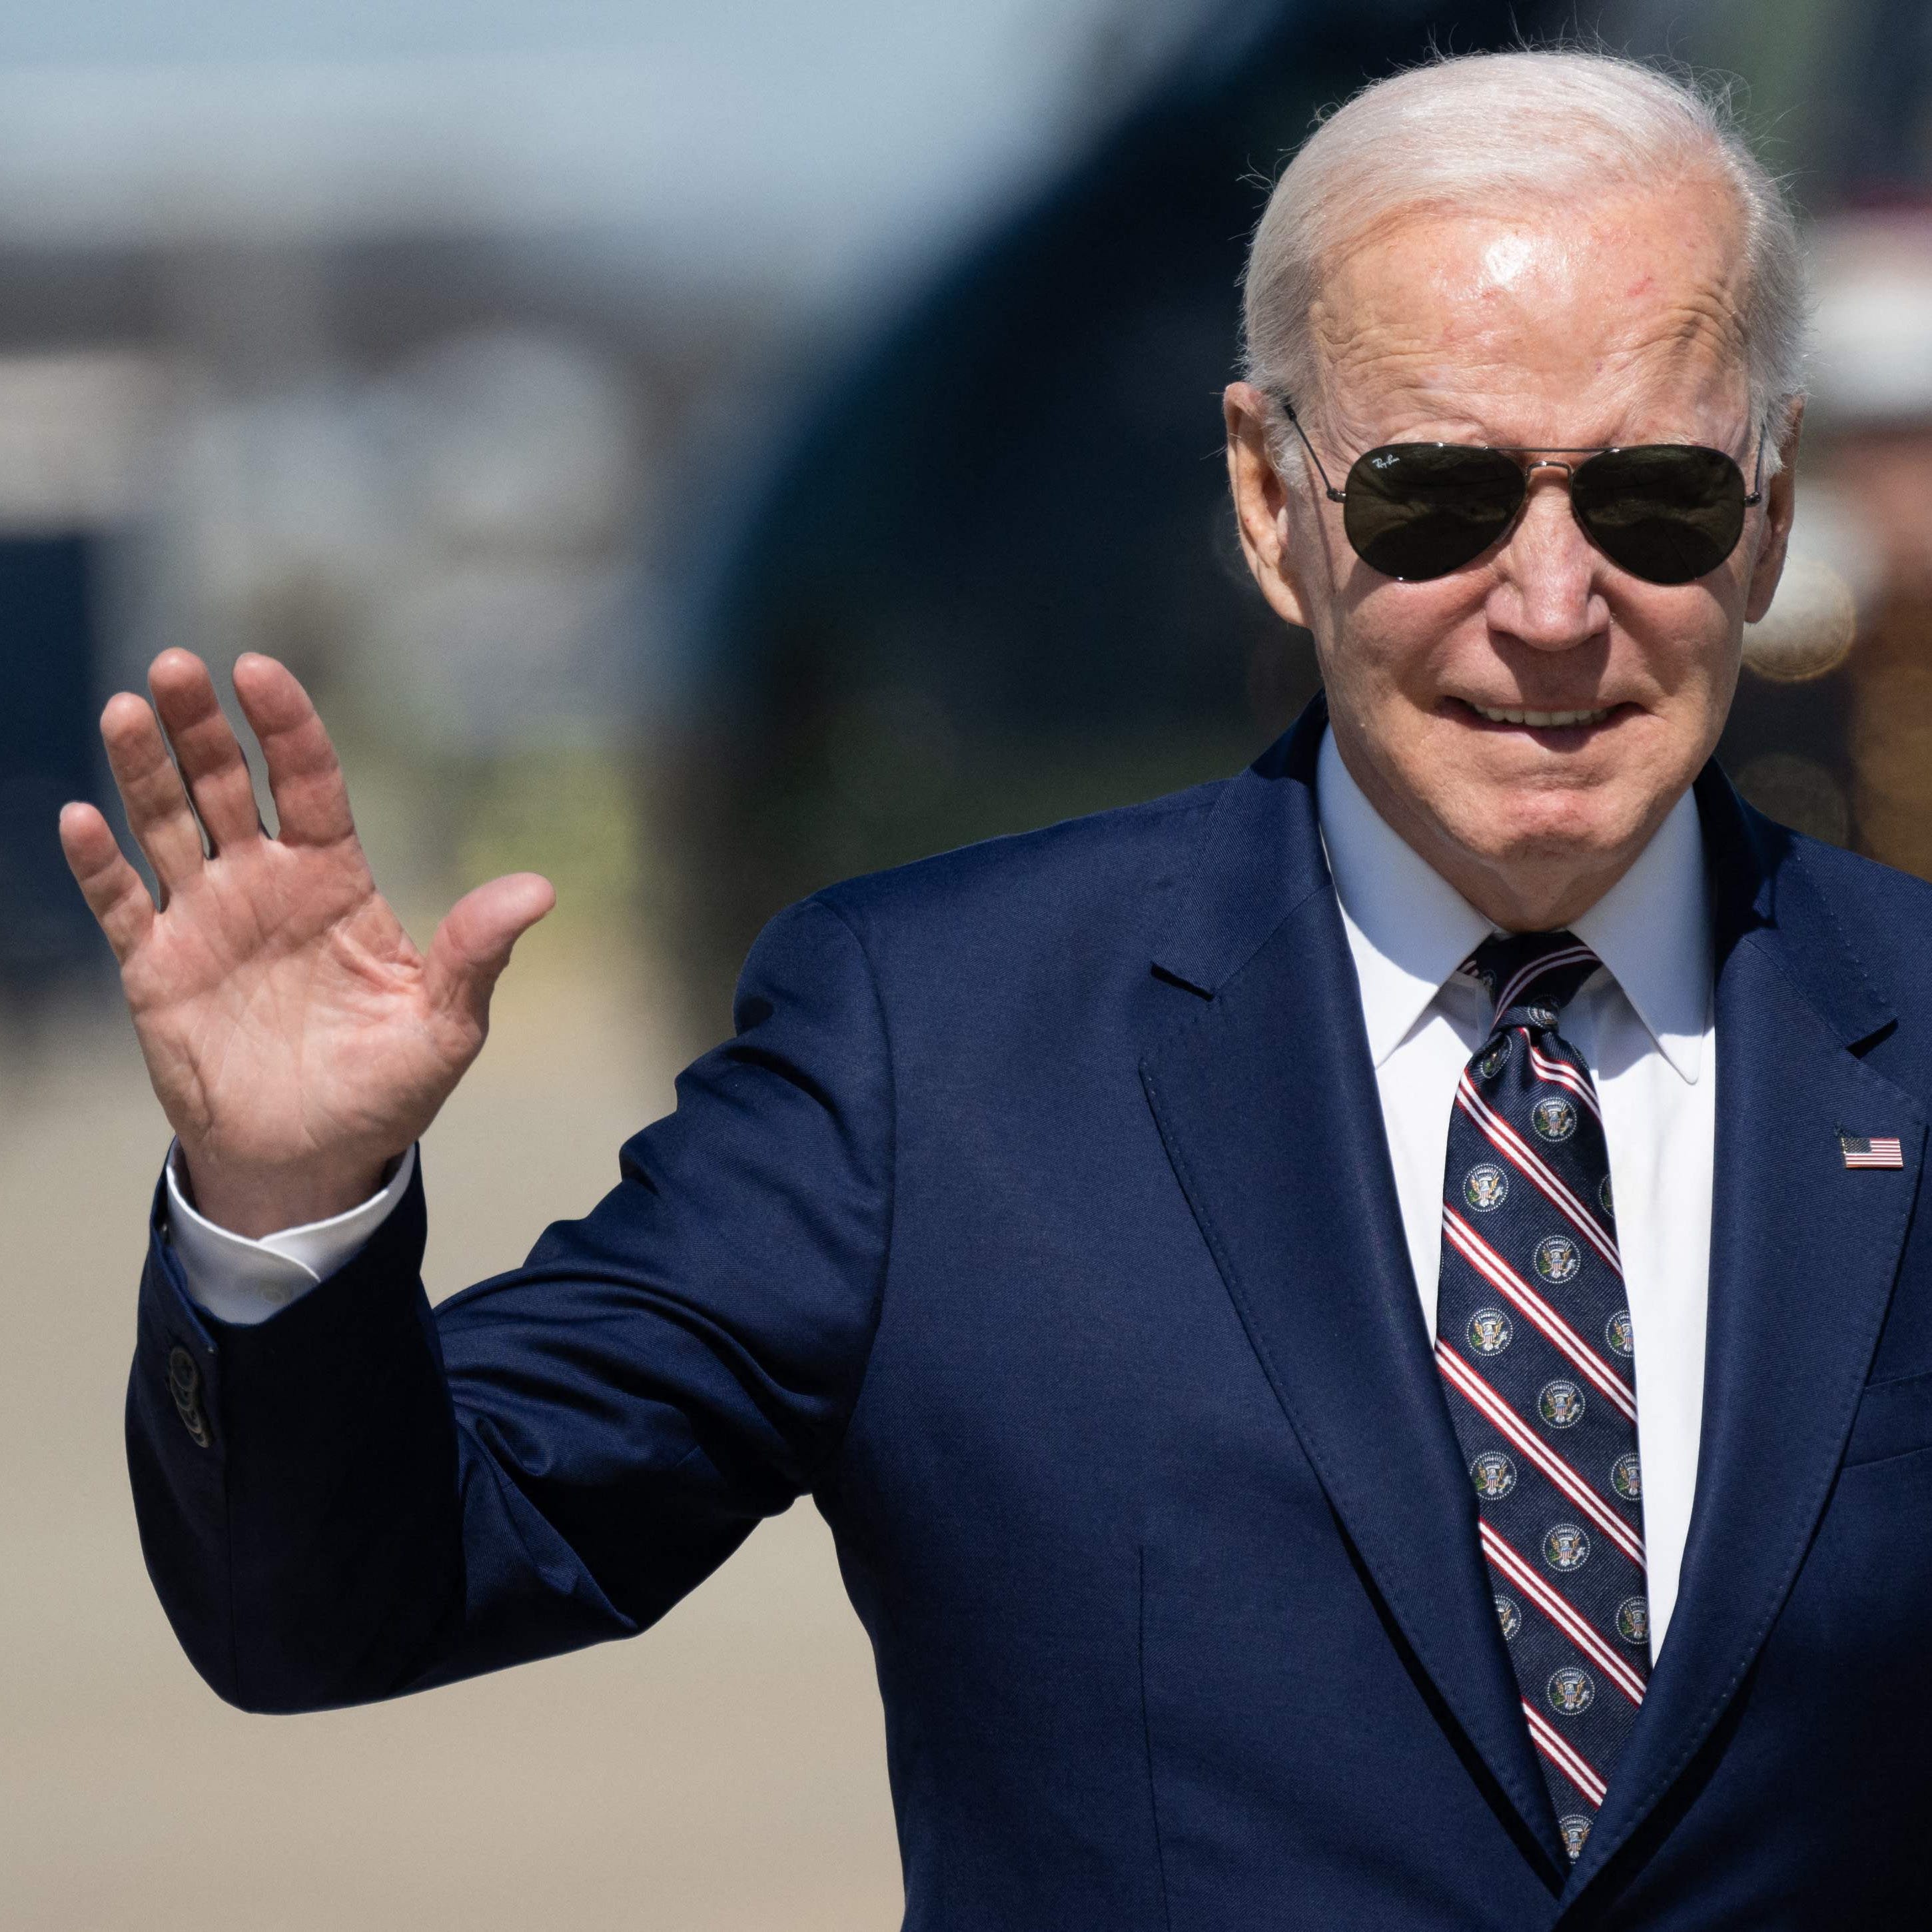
[1224,382,1314,630]
[1744,396,1805,625]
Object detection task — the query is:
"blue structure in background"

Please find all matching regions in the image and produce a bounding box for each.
[678,0,1579,1007]
[0,537,103,1004]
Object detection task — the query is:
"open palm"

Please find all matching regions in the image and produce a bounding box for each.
[59,650,554,1237]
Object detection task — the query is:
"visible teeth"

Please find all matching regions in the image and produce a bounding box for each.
[1472,704,1611,727]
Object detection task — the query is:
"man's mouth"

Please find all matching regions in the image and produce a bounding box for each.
[1464,702,1614,729]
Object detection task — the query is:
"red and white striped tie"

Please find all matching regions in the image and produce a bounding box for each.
[1434,929,1648,1867]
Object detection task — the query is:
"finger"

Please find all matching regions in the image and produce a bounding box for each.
[58,801,155,964]
[424,873,556,1037]
[229,653,357,850]
[99,688,207,897]
[147,648,266,852]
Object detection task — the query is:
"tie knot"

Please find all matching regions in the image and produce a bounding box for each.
[1464,929,1602,1033]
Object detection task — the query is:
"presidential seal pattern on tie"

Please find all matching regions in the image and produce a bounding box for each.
[1468,1308,1513,1355]
[1434,930,1650,1863]
[1466,1164,1510,1210]
[1472,1450,1518,1499]
[1534,1234,1581,1284]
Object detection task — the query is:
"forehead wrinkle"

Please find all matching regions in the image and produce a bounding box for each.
[1308,212,1753,451]
[1309,265,1588,442]
[1610,291,1749,372]
[1308,299,1512,442]
[1558,295,1753,438]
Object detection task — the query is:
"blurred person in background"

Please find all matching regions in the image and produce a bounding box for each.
[55,43,1932,1929]
[1801,213,1932,875]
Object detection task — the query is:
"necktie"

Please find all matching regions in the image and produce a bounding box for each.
[1432,930,1648,1866]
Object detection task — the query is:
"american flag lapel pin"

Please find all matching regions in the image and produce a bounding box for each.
[1841,1133,1905,1170]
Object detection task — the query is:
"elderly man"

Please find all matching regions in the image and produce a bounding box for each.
[61,46,1932,1929]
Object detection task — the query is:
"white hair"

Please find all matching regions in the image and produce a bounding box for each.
[1240,49,1808,464]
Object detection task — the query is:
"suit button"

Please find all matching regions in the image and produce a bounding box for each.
[167,1344,212,1449]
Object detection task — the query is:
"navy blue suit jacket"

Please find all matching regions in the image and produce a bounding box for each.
[129,698,1932,1928]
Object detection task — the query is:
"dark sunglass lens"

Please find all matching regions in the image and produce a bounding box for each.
[1570,445,1747,585]
[1342,444,1525,580]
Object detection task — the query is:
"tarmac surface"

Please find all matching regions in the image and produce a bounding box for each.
[1,948,901,1931]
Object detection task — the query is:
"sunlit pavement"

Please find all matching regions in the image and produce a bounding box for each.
[1,948,900,1931]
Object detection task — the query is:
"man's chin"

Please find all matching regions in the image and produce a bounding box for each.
[1439,795,1648,879]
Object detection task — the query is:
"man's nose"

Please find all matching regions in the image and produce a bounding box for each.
[1487,467,1606,650]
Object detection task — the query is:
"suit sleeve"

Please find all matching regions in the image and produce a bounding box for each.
[125,896,895,1713]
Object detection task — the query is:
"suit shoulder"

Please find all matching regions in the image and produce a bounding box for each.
[811,779,1227,933]
[780,779,1231,988]
[1783,827,1932,937]
[1768,824,1932,1025]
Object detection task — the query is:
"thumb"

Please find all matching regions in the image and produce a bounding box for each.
[424,871,556,1037]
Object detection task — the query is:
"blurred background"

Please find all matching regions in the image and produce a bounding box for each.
[5,1,1931,1925]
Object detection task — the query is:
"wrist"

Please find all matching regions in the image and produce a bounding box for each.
[175,1147,396,1239]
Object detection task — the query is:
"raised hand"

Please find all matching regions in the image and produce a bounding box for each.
[59,650,554,1237]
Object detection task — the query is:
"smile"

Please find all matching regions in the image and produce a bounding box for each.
[1468,704,1612,728]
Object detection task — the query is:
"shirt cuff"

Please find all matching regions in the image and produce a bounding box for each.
[161,1143,419,1326]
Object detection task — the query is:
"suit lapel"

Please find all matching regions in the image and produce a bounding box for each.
[1563,774,1926,1907]
[1141,699,1566,1874]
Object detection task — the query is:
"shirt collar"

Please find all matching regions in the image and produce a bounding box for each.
[1315,725,1711,1083]
[1568,780,1710,1083]
[1317,727,1492,1068]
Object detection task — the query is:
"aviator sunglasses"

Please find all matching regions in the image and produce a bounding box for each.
[1278,398,1765,586]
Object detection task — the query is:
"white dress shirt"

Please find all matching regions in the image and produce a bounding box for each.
[1318,728,1714,1657]
[167,727,1717,1656]
[165,1143,417,1325]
